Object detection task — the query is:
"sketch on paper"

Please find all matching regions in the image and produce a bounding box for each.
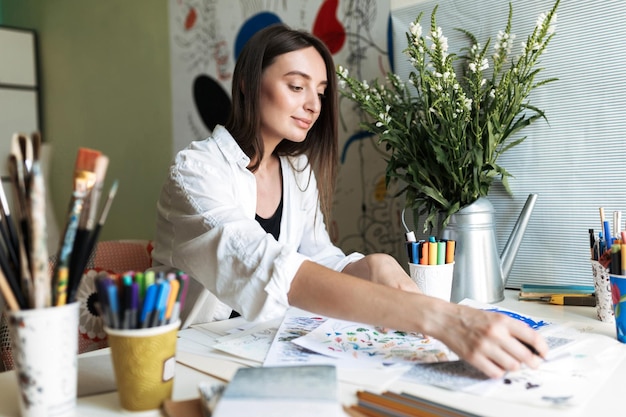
[263,307,336,367]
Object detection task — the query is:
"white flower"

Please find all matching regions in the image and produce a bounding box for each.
[338,65,348,79]
[409,21,422,38]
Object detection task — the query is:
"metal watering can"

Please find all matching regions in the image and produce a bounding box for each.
[440,194,538,303]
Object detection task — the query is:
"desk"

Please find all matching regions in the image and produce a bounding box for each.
[0,290,623,417]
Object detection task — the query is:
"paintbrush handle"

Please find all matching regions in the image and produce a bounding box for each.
[0,268,20,311]
[67,228,90,304]
[53,189,85,306]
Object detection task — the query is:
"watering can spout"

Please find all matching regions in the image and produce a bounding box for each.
[500,193,538,285]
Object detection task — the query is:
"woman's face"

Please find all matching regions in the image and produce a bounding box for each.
[259,46,327,145]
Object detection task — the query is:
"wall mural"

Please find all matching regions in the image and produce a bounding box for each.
[169,0,406,262]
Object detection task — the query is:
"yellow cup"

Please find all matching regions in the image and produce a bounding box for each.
[105,320,180,411]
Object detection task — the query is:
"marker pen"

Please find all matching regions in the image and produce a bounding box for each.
[428,236,438,265]
[405,231,416,263]
[445,240,456,264]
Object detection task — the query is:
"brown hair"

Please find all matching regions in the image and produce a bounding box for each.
[225,23,338,225]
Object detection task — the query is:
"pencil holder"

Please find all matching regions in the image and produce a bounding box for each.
[590,260,615,323]
[408,262,455,302]
[105,320,180,412]
[7,302,79,417]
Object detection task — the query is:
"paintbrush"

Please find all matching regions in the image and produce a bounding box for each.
[67,154,109,301]
[53,148,99,305]
[7,153,33,307]
[28,161,49,308]
[66,148,100,282]
[66,179,119,305]
[53,177,88,306]
[84,180,119,265]
[0,181,20,274]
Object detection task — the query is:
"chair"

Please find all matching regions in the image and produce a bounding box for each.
[0,239,153,372]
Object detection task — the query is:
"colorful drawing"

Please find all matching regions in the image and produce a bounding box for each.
[292,318,457,366]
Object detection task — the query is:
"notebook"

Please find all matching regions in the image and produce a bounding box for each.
[211,365,343,417]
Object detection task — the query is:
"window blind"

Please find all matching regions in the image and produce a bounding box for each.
[390,0,626,288]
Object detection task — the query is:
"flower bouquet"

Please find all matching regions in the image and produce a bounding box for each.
[337,1,559,232]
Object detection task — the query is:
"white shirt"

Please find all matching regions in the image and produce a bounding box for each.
[152,125,363,324]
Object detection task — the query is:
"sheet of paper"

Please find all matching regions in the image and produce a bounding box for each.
[291,317,458,367]
[177,329,260,367]
[211,317,281,363]
[263,307,356,368]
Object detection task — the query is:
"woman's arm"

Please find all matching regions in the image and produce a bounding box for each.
[288,260,547,379]
[341,253,421,293]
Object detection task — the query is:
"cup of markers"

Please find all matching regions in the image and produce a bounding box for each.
[95,270,189,412]
[407,237,455,302]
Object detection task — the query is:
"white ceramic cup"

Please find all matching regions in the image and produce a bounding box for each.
[7,302,79,417]
[409,262,455,302]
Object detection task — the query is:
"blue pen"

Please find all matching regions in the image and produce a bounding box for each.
[153,280,171,327]
[410,242,419,264]
[140,284,158,328]
[129,282,139,329]
[107,283,120,329]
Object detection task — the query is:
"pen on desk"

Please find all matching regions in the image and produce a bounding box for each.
[548,294,596,306]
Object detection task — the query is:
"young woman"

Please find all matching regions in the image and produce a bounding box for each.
[152,23,547,378]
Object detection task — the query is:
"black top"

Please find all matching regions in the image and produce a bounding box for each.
[254,194,283,241]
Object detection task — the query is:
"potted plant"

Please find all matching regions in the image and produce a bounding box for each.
[337,1,559,233]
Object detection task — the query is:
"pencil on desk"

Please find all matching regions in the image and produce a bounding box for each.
[353,390,481,417]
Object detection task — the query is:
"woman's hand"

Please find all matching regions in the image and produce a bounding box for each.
[424,301,549,378]
[342,253,421,293]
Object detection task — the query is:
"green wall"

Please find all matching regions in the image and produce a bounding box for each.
[1,0,172,242]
